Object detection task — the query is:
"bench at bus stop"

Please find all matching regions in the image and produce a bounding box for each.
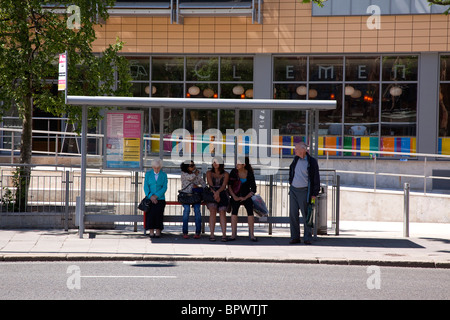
[83,200,317,238]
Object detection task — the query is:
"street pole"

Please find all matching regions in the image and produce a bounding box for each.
[403,182,410,238]
[79,105,87,239]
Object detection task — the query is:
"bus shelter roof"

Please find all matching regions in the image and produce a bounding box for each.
[66,95,336,110]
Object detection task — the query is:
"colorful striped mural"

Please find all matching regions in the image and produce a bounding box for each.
[438,137,450,155]
[149,134,421,157]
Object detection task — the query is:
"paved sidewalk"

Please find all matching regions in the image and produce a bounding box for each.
[0,221,449,268]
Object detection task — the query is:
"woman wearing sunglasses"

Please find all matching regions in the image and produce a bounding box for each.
[180,160,205,239]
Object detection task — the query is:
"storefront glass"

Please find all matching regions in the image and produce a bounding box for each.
[124,55,254,156]
[273,55,418,157]
[439,56,450,155]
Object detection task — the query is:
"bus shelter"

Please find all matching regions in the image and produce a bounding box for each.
[66,95,336,238]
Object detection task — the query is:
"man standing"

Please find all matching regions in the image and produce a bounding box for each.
[288,141,320,245]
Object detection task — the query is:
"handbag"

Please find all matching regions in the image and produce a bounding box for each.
[178,183,202,205]
[306,201,314,228]
[229,170,241,194]
[138,196,151,212]
[202,187,216,203]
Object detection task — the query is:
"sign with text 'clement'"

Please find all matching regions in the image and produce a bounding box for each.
[105,111,143,170]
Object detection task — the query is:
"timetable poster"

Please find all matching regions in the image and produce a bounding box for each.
[105,111,143,170]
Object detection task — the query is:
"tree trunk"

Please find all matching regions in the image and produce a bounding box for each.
[15,93,33,211]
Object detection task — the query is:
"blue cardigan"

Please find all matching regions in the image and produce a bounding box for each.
[144,169,168,200]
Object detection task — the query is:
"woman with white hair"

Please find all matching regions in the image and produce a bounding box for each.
[143,159,168,238]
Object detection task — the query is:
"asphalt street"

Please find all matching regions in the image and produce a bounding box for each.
[0,261,449,300]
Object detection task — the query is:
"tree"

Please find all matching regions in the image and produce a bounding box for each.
[301,0,327,6]
[427,0,450,14]
[0,0,132,211]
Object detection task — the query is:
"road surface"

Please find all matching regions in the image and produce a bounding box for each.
[0,261,448,300]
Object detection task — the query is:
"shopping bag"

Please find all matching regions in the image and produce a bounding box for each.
[306,200,315,228]
[251,194,268,217]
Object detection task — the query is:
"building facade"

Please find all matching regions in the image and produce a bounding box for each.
[1,0,449,160]
[88,0,450,158]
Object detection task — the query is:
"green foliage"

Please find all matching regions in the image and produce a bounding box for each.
[0,0,132,130]
[427,0,450,14]
[301,0,328,7]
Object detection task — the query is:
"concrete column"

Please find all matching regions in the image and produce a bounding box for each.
[252,54,273,160]
[417,52,439,155]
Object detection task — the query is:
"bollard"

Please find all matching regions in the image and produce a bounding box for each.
[335,175,340,236]
[64,170,70,231]
[403,183,410,237]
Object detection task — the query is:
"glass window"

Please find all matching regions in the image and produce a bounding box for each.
[345,56,380,82]
[218,110,252,133]
[152,83,184,98]
[440,56,450,81]
[186,83,218,98]
[273,57,308,82]
[152,57,184,81]
[274,83,308,100]
[221,57,253,82]
[163,109,183,134]
[309,83,343,134]
[131,83,151,97]
[186,57,219,82]
[382,56,418,81]
[345,124,378,137]
[185,109,218,133]
[309,57,343,82]
[381,83,417,134]
[220,83,253,99]
[439,84,450,137]
[128,58,150,81]
[273,111,306,135]
[344,83,379,124]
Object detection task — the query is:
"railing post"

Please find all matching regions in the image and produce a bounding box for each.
[55,134,59,166]
[335,175,340,236]
[10,131,14,164]
[268,174,273,236]
[133,171,139,232]
[64,170,70,231]
[403,182,410,238]
[423,157,427,195]
[79,105,88,239]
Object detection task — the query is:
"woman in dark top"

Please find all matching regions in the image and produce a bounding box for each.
[206,157,229,242]
[228,157,257,242]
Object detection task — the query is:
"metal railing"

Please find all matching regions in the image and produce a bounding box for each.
[0,164,340,235]
[1,126,450,197]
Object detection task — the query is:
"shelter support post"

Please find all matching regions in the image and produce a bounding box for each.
[79,105,87,238]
